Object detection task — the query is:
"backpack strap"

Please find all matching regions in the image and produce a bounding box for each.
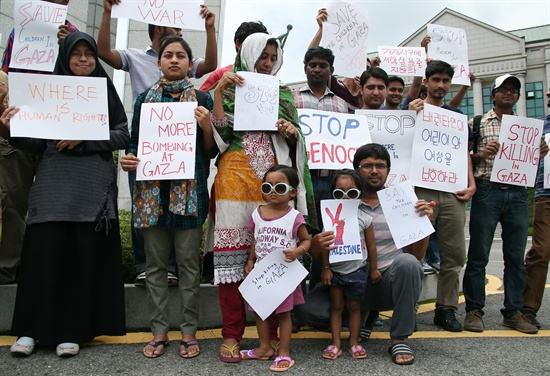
[472,115,482,154]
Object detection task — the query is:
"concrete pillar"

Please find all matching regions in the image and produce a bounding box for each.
[516,73,526,117]
[545,48,550,115]
[473,78,483,115]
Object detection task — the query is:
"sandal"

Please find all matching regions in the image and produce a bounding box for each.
[322,345,342,360]
[269,356,295,372]
[240,348,272,360]
[388,342,415,365]
[180,339,200,358]
[349,344,367,359]
[143,340,168,358]
[359,310,379,342]
[219,342,241,363]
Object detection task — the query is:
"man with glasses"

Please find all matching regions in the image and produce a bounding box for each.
[463,74,547,334]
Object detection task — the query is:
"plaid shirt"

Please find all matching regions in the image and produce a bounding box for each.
[127,90,216,229]
[1,21,79,74]
[292,84,348,113]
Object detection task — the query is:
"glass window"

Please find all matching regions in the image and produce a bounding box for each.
[525,81,545,119]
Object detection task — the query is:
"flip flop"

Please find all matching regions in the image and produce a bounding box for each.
[269,356,295,372]
[240,348,272,360]
[219,342,242,363]
[180,339,200,358]
[322,345,342,360]
[143,340,168,358]
[349,344,367,359]
[388,342,415,365]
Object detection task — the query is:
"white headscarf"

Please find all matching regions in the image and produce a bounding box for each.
[239,33,283,75]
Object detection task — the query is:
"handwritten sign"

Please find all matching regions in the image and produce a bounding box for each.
[490,115,543,187]
[409,104,468,192]
[111,0,204,31]
[377,181,434,249]
[378,46,427,77]
[356,109,416,186]
[299,109,371,169]
[234,72,279,131]
[239,250,308,321]
[321,1,369,78]
[11,1,68,72]
[8,72,109,140]
[544,134,550,189]
[136,102,197,181]
[427,24,470,86]
[321,199,362,264]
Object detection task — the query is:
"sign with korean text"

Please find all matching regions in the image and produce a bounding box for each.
[299,109,371,169]
[378,46,427,77]
[9,72,109,140]
[11,1,68,72]
[321,199,362,264]
[427,24,470,86]
[490,115,543,187]
[111,0,204,31]
[409,104,468,192]
[136,102,197,181]
[234,72,279,131]
[356,109,416,186]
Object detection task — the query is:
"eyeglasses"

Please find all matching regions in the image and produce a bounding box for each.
[495,87,519,94]
[358,163,388,171]
[261,182,294,195]
[332,188,361,200]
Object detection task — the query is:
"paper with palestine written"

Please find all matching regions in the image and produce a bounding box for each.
[321,199,362,264]
[239,250,308,321]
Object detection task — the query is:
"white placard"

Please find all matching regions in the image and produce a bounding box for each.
[378,46,427,77]
[409,104,468,192]
[321,1,369,78]
[111,0,204,31]
[544,134,550,189]
[427,24,470,86]
[321,199,362,264]
[377,181,434,249]
[490,115,543,187]
[136,102,197,181]
[299,109,371,169]
[8,72,109,140]
[11,1,68,72]
[356,109,416,186]
[234,71,279,131]
[239,250,308,321]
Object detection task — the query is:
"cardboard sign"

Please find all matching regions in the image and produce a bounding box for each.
[321,1,369,78]
[239,250,308,321]
[10,1,68,72]
[234,72,279,131]
[427,24,470,86]
[490,115,543,187]
[299,109,371,169]
[377,181,434,249]
[544,133,550,189]
[409,104,468,192]
[321,199,362,264]
[356,109,416,186]
[378,46,427,77]
[136,102,197,181]
[9,72,109,140]
[111,0,204,31]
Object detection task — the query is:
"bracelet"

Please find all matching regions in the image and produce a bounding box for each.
[247,260,255,263]
[299,246,307,255]
[322,266,330,270]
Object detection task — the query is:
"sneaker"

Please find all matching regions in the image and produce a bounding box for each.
[427,261,440,272]
[502,312,539,334]
[422,261,436,275]
[374,316,384,326]
[464,310,484,332]
[10,337,35,356]
[167,272,179,286]
[434,308,462,332]
[135,271,146,287]
[56,343,80,357]
[521,310,541,329]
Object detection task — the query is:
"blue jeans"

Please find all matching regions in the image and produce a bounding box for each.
[463,182,529,318]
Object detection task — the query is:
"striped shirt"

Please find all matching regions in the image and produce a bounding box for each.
[292,84,348,114]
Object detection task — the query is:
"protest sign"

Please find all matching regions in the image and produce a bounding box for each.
[409,104,468,192]
[9,72,109,140]
[111,0,204,31]
[378,46,427,77]
[490,115,543,187]
[321,1,369,78]
[299,109,371,169]
[321,199,362,264]
[544,134,550,189]
[239,250,308,321]
[10,1,68,72]
[427,24,470,86]
[356,109,415,186]
[377,181,434,249]
[234,72,279,131]
[136,102,197,181]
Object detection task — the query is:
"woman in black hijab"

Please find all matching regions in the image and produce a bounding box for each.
[6,32,129,357]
